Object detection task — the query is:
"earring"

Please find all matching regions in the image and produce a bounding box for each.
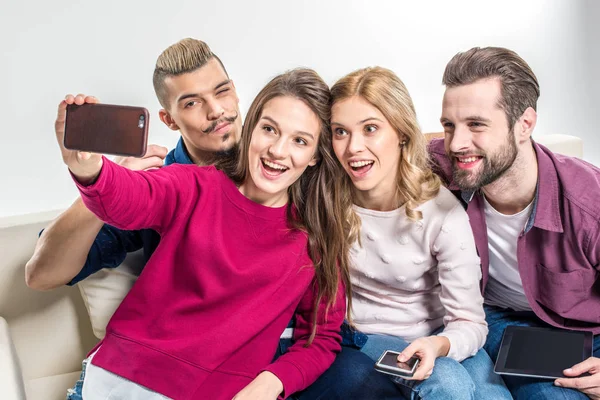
[400,140,407,147]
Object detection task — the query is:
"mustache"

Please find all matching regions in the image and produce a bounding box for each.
[202,112,239,134]
[450,150,486,158]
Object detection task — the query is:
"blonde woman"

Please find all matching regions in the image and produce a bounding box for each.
[329,67,512,399]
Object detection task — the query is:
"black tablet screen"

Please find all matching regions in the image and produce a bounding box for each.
[505,329,584,371]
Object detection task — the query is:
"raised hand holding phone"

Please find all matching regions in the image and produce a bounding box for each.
[56,94,104,185]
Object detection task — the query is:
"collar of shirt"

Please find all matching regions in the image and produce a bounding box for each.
[165,137,194,166]
[460,140,564,234]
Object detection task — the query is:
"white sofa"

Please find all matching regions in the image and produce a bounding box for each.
[0,134,585,400]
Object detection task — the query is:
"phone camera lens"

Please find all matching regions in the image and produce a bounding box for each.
[139,115,145,121]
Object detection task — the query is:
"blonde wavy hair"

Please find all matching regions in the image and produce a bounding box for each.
[331,66,441,242]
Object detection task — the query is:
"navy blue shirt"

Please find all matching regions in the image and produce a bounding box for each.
[67,138,193,285]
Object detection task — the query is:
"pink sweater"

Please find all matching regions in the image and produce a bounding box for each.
[75,158,345,399]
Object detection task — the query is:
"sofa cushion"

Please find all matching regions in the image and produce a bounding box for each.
[25,371,82,400]
[77,249,144,339]
[0,316,27,400]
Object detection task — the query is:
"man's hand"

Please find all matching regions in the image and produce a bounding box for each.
[114,144,168,171]
[56,94,103,184]
[232,371,283,400]
[555,357,600,399]
[398,336,450,381]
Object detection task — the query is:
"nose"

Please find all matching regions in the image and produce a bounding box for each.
[448,125,472,154]
[268,136,288,160]
[206,98,225,121]
[347,132,365,155]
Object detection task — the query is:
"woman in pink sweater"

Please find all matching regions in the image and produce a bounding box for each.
[57,69,352,400]
[329,67,511,399]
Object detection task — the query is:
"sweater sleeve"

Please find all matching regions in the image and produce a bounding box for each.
[263,275,345,398]
[433,203,488,362]
[73,157,201,234]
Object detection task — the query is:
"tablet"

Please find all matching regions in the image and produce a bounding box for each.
[494,326,593,379]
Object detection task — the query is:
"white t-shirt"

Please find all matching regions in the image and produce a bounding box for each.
[350,186,487,362]
[483,195,534,311]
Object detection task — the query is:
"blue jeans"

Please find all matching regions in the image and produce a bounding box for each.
[66,358,87,400]
[277,339,403,399]
[359,333,512,400]
[485,304,600,400]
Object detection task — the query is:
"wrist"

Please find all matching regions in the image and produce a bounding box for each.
[434,336,451,358]
[70,157,103,186]
[258,371,283,397]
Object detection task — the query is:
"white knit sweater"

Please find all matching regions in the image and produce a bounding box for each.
[350,186,487,362]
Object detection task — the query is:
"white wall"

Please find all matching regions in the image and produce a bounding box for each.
[1,0,598,218]
[583,0,600,163]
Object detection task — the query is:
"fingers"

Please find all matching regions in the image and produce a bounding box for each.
[138,156,166,171]
[63,93,99,105]
[555,375,597,390]
[398,342,419,362]
[411,356,434,380]
[115,155,165,171]
[564,357,600,376]
[56,100,68,135]
[144,144,169,159]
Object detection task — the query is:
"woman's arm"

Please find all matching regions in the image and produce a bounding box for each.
[263,277,346,398]
[74,158,197,233]
[433,202,488,362]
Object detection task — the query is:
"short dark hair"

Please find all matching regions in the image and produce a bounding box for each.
[442,47,540,129]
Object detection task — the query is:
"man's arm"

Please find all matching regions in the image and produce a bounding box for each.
[25,197,104,290]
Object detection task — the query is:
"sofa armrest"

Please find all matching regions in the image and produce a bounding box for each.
[0,317,26,400]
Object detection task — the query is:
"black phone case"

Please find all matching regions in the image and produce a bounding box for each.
[64,103,149,157]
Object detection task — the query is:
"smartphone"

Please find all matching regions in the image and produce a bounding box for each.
[374,350,420,378]
[64,103,149,157]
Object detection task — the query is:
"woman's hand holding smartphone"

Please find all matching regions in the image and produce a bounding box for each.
[56,94,104,185]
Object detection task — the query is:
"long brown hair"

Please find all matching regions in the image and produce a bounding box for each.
[331,67,441,241]
[218,69,353,343]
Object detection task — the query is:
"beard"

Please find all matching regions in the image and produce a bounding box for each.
[451,130,518,190]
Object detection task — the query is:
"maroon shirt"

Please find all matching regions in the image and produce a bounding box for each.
[428,138,600,333]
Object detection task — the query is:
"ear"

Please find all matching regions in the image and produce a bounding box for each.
[159,109,180,131]
[308,156,319,167]
[230,80,240,104]
[516,107,537,143]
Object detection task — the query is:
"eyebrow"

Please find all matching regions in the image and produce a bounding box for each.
[331,116,384,126]
[176,79,232,104]
[440,116,492,124]
[261,115,315,140]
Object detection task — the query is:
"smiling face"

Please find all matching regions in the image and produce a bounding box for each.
[331,96,402,201]
[159,58,243,163]
[441,78,518,190]
[240,95,320,207]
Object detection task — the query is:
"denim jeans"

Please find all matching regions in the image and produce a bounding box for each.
[485,304,600,400]
[66,358,87,400]
[358,333,512,400]
[277,338,403,399]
